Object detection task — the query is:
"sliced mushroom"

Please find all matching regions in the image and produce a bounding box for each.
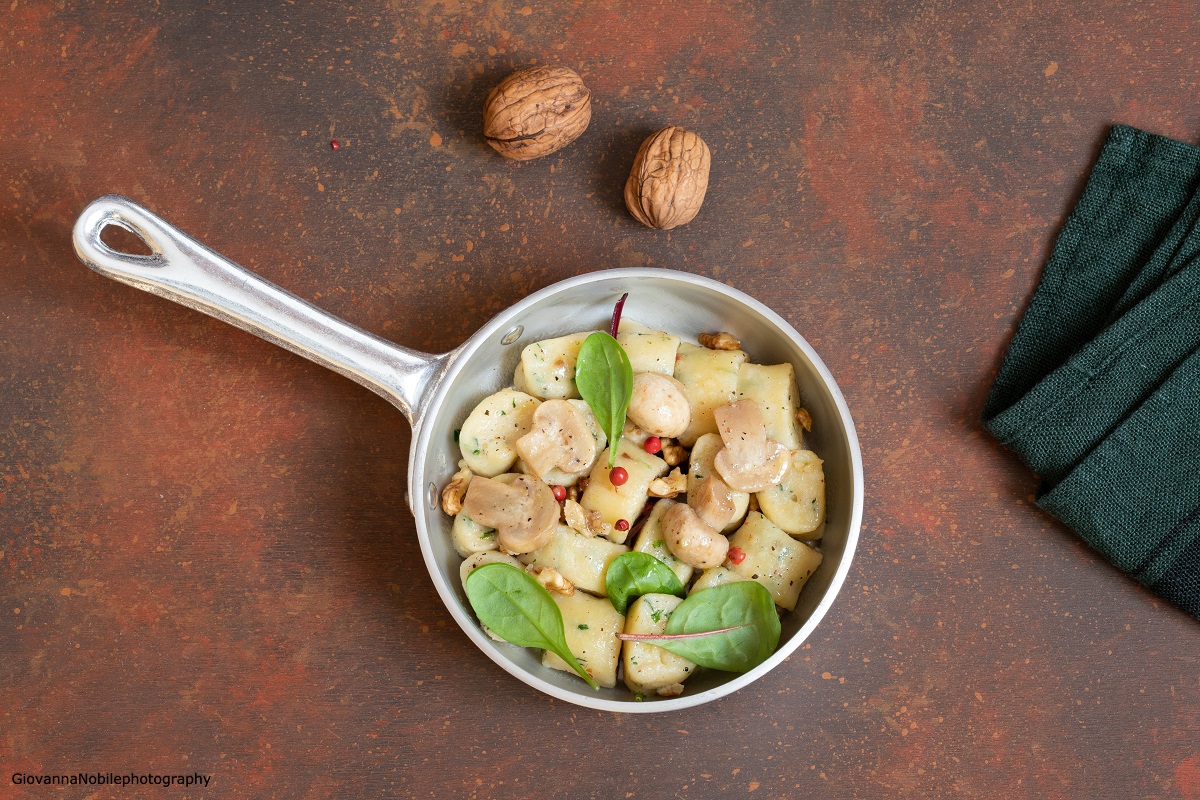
[461,474,559,553]
[661,502,729,569]
[627,373,691,439]
[712,400,791,493]
[514,399,598,480]
[689,475,736,530]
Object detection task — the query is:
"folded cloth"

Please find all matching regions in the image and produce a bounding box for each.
[984,124,1200,621]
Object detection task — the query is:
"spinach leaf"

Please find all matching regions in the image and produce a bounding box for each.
[604,551,685,613]
[617,581,780,673]
[465,563,599,690]
[575,331,634,468]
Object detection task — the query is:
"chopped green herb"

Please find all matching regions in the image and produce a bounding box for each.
[578,623,589,630]
[453,429,461,442]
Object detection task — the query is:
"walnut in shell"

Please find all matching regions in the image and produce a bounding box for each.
[624,126,711,230]
[482,66,592,161]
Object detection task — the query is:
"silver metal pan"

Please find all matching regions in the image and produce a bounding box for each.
[73,194,863,713]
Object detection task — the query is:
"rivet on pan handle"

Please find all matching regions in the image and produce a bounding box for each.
[73,194,446,423]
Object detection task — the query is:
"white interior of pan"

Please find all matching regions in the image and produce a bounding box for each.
[409,269,863,713]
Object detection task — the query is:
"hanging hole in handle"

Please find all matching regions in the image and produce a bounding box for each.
[99,220,155,258]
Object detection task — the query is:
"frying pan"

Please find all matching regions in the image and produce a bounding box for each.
[73,194,863,713]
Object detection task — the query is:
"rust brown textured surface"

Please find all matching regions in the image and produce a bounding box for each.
[2,1,1199,798]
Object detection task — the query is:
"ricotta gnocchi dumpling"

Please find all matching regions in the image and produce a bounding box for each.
[727,512,823,611]
[458,389,541,477]
[543,592,624,689]
[622,594,696,695]
[756,449,825,536]
[616,319,681,376]
[513,332,590,399]
[579,439,668,530]
[518,525,628,595]
[673,342,747,446]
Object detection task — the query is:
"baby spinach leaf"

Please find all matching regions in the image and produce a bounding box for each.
[604,551,685,613]
[465,563,599,690]
[616,581,780,673]
[575,331,634,467]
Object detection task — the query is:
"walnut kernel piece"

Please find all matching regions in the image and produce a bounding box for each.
[656,683,685,697]
[526,564,575,596]
[699,331,741,351]
[796,407,813,433]
[482,66,592,161]
[564,499,612,540]
[441,460,473,516]
[660,439,687,467]
[648,468,687,498]
[624,126,711,230]
[747,493,761,513]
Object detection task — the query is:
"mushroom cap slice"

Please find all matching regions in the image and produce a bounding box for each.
[714,440,790,493]
[514,399,598,480]
[713,399,791,493]
[661,502,729,569]
[627,373,691,438]
[713,399,768,465]
[689,475,736,531]
[461,474,559,554]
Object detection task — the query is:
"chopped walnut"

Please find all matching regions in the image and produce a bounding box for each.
[525,564,574,596]
[566,483,581,503]
[747,493,760,513]
[660,439,687,467]
[796,407,813,433]
[648,468,687,498]
[656,683,685,697]
[577,475,590,493]
[698,331,741,351]
[564,499,612,539]
[441,460,474,516]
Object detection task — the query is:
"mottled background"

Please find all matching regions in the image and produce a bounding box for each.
[2,1,1199,798]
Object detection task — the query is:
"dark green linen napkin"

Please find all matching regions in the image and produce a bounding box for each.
[983,124,1200,621]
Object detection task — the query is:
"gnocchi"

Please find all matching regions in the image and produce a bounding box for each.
[446,318,828,697]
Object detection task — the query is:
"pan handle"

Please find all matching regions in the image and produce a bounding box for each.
[73,195,447,424]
